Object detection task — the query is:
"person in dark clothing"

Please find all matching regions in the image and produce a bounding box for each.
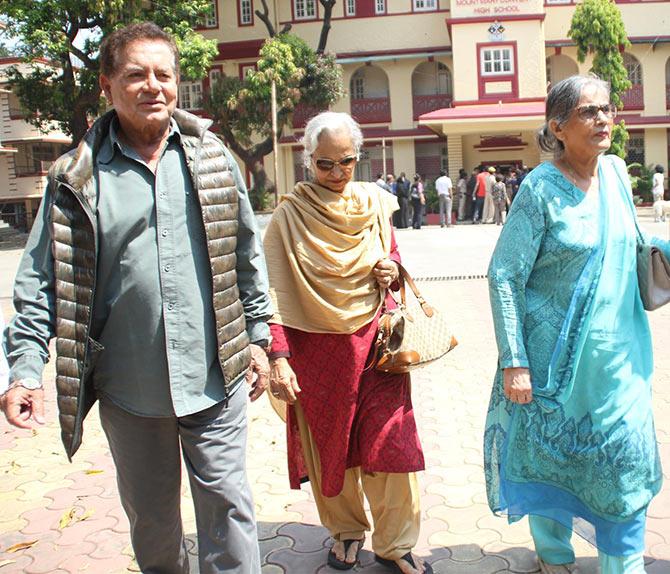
[395,172,411,228]
[410,174,425,230]
[465,169,478,220]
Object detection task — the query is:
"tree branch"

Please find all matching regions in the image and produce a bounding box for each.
[255,0,291,37]
[317,0,336,53]
[255,0,276,37]
[250,136,274,159]
[68,43,96,69]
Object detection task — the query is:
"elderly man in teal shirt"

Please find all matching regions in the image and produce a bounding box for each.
[1,23,271,574]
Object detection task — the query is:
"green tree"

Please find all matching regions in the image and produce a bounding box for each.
[568,0,631,158]
[204,0,342,209]
[0,1,218,146]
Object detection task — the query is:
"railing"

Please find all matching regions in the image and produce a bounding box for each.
[15,159,54,177]
[412,94,453,120]
[350,97,391,124]
[292,104,325,128]
[620,84,644,110]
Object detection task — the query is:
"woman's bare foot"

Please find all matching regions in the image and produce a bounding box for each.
[395,553,427,574]
[330,538,364,566]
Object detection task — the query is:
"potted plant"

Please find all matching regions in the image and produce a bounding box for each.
[627,162,654,205]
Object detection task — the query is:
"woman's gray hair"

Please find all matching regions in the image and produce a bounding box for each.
[301,111,364,171]
[537,75,610,157]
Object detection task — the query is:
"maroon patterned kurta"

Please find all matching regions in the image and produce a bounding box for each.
[269,232,425,497]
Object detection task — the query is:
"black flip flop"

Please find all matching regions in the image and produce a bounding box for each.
[327,538,364,570]
[375,552,434,574]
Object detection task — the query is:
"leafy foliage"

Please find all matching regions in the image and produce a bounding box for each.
[568,0,632,159]
[628,162,654,203]
[205,33,343,208]
[609,120,629,160]
[0,0,217,144]
[568,0,631,107]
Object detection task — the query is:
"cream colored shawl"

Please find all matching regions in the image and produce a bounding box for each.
[264,181,399,334]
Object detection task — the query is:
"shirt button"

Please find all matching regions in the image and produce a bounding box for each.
[160,192,166,199]
[161,229,168,237]
[167,302,175,311]
[163,264,171,273]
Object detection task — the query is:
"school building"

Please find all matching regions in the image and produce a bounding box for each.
[2,1,670,225]
[199,0,670,191]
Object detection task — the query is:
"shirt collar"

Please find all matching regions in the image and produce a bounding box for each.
[97,115,181,165]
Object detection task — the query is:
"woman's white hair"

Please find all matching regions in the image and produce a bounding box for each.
[301,111,364,171]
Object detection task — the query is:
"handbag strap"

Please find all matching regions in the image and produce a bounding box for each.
[396,263,435,318]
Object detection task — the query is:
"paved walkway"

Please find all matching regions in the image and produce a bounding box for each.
[0,213,669,573]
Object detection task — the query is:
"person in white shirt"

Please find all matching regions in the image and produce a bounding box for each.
[0,309,11,399]
[435,170,454,227]
[652,165,666,222]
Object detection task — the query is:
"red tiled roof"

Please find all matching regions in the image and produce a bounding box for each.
[420,102,545,122]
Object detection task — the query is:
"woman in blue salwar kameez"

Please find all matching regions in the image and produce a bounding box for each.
[485,76,670,574]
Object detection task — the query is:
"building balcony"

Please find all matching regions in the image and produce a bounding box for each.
[620,84,644,110]
[412,94,453,120]
[291,104,324,129]
[350,97,391,124]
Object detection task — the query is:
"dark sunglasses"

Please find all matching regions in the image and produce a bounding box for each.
[575,103,617,121]
[313,155,358,172]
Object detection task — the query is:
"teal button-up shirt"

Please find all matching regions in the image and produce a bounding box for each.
[5,116,271,417]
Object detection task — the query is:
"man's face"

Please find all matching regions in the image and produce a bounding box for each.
[100,39,178,133]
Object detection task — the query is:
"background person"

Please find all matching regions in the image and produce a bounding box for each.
[375,172,391,192]
[466,168,478,220]
[652,164,665,222]
[410,174,425,229]
[472,166,488,223]
[435,169,454,227]
[482,166,496,223]
[456,168,469,221]
[1,23,272,574]
[485,75,670,574]
[506,169,519,205]
[396,172,411,228]
[491,173,508,226]
[263,112,431,574]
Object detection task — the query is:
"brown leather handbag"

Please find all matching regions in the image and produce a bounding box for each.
[372,264,458,374]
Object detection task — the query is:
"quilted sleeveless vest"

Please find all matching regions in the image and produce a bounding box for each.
[48,109,250,459]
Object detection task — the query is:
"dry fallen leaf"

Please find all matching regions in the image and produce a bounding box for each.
[58,507,95,529]
[4,540,37,553]
[79,508,95,521]
[59,507,77,529]
[84,469,104,475]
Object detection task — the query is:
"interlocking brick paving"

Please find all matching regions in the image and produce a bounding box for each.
[1,215,669,573]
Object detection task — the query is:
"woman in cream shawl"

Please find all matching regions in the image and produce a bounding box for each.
[264,112,430,574]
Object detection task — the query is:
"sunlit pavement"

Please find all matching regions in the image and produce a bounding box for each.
[0,208,668,573]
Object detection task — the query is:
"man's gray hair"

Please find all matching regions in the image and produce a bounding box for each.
[537,75,610,157]
[301,111,364,171]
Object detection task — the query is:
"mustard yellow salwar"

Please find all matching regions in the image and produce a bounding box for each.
[294,402,420,561]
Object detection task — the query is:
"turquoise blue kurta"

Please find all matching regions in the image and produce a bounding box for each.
[485,154,668,556]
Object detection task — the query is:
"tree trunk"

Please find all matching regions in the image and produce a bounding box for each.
[248,159,271,210]
[69,107,91,149]
[317,0,336,53]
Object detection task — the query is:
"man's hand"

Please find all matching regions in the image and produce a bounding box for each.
[503,367,533,404]
[269,358,301,405]
[246,344,270,402]
[0,384,46,428]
